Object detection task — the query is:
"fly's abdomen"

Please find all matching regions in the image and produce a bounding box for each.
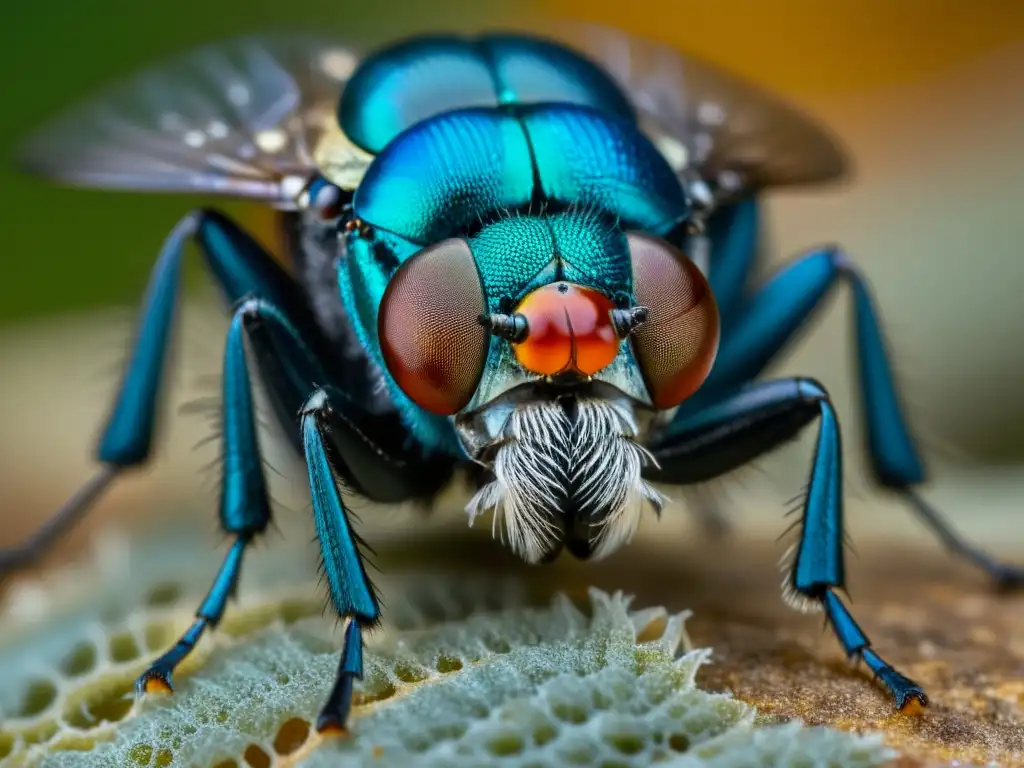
[338,34,636,155]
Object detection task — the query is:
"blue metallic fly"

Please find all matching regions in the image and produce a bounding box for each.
[4,23,1021,732]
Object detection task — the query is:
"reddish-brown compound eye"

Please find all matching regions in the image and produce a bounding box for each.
[378,238,489,415]
[627,232,720,409]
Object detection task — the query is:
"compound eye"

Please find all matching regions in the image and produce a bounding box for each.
[378,238,488,415]
[627,232,719,409]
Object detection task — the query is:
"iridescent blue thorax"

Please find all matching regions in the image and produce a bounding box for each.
[333,35,689,453]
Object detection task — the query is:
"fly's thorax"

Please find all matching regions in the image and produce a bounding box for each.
[459,383,665,564]
[294,198,351,340]
[287,188,401,416]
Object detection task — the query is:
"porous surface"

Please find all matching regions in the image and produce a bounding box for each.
[528,535,1024,768]
[0,526,893,767]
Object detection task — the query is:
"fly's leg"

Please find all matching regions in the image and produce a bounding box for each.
[646,378,928,711]
[687,245,1024,588]
[145,297,448,731]
[230,298,432,734]
[247,296,454,731]
[0,470,119,576]
[696,197,760,321]
[0,210,319,578]
[301,392,379,734]
[233,299,455,504]
[135,308,306,692]
[673,197,759,540]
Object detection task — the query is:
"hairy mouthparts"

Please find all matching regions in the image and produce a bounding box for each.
[466,398,666,563]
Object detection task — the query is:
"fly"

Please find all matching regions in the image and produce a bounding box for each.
[4,22,1021,732]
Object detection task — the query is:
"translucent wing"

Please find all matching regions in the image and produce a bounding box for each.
[17,35,373,207]
[551,22,850,199]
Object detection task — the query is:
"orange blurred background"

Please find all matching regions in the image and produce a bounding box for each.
[540,0,1024,95]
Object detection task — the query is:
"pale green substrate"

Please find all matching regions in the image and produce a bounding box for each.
[0,526,895,767]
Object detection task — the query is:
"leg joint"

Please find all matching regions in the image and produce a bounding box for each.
[795,377,830,404]
[236,296,265,318]
[301,388,330,418]
[825,246,864,280]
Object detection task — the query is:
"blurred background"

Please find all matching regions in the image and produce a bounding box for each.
[2,0,1023,573]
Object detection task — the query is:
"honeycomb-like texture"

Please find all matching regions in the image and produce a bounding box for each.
[0,526,895,767]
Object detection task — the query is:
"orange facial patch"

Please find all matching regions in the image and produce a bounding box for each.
[513,282,620,376]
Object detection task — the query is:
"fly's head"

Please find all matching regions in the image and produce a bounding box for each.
[376,232,719,564]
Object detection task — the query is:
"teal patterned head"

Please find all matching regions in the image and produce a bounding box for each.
[375,206,720,563]
[332,31,727,564]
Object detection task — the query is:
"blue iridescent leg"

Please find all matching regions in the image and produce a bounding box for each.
[136,293,450,698]
[230,298,454,503]
[0,209,333,578]
[241,298,443,732]
[187,298,442,731]
[647,378,927,711]
[673,199,760,538]
[136,300,272,695]
[301,390,381,734]
[687,245,1024,587]
[700,197,761,323]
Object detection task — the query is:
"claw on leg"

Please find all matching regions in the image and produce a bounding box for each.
[136,669,174,697]
[135,617,206,699]
[860,647,928,714]
[317,722,351,739]
[315,677,355,737]
[898,694,929,717]
[135,587,225,701]
[315,621,364,736]
[823,591,928,712]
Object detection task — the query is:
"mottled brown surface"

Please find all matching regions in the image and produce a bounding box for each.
[383,530,1024,768]
[4,513,1023,767]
